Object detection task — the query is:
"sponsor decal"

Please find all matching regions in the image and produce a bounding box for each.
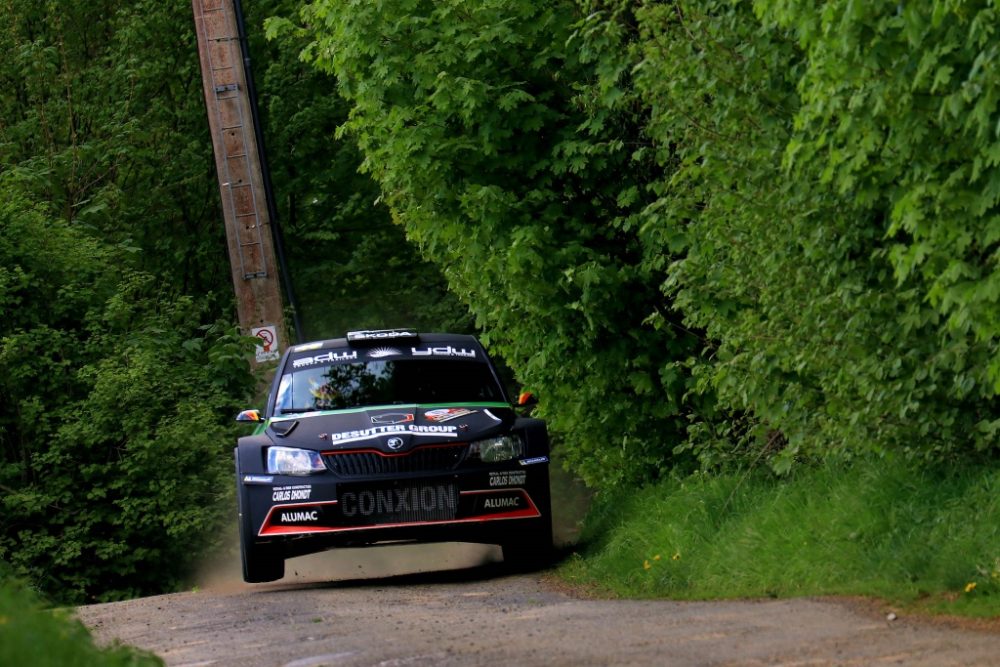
[292,350,358,368]
[462,490,536,517]
[483,496,520,509]
[340,485,456,517]
[257,500,338,536]
[347,330,417,341]
[294,341,323,352]
[327,424,458,445]
[489,470,527,487]
[367,347,402,358]
[518,456,549,466]
[425,408,476,423]
[243,475,274,485]
[257,490,541,536]
[272,485,312,502]
[371,413,414,425]
[408,425,457,434]
[411,346,476,358]
[387,437,405,450]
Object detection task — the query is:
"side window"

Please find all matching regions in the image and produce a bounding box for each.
[275,367,334,413]
[274,374,293,413]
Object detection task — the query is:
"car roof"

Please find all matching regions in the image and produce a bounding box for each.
[288,332,481,354]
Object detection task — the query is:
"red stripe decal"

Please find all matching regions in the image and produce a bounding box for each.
[256,491,540,537]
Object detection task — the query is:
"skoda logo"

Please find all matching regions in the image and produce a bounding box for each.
[387,437,404,451]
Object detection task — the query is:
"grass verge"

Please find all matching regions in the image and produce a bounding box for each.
[558,457,1000,617]
[0,568,162,667]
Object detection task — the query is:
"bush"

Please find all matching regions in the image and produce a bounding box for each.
[0,195,255,602]
[0,564,162,666]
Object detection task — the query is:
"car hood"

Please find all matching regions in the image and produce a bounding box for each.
[266,405,514,453]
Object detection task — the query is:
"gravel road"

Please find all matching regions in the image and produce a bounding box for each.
[76,542,1000,667]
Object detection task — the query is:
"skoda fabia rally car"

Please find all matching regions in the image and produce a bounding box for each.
[234,329,553,582]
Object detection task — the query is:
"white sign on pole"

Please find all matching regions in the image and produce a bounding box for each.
[252,325,280,363]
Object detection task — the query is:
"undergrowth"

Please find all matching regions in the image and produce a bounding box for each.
[0,567,162,667]
[559,457,1000,617]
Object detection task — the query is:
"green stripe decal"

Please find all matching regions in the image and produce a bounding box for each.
[270,402,510,422]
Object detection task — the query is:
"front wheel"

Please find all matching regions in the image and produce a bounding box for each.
[241,541,285,583]
[501,521,554,572]
[235,450,285,583]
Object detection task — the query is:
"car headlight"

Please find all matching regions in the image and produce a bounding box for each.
[267,446,325,475]
[469,435,524,463]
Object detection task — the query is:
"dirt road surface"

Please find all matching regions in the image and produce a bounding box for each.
[77,542,1000,667]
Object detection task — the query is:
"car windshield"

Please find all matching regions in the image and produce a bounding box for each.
[274,358,504,413]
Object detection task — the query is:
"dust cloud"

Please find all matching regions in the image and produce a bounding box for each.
[195,541,502,591]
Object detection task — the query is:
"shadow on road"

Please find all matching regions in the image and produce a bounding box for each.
[246,543,579,594]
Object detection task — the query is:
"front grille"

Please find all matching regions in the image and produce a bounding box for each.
[324,443,470,477]
[337,481,458,525]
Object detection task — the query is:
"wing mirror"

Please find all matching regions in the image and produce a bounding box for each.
[516,391,538,409]
[235,409,262,423]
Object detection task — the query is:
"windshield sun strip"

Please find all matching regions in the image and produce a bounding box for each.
[270,401,511,422]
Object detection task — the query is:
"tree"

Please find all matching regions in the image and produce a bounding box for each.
[249,0,474,339]
[291,0,1000,480]
[0,0,255,602]
[282,0,704,486]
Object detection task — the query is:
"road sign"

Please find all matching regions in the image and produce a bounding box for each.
[252,325,280,363]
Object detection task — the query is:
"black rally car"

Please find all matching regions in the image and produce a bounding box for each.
[234,329,553,582]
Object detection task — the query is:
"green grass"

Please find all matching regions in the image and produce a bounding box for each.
[558,457,1000,617]
[0,571,162,667]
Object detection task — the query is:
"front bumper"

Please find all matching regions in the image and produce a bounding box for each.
[238,456,551,555]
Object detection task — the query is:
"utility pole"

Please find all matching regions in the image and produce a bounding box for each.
[192,0,288,365]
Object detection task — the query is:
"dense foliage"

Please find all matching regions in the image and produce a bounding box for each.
[246,0,473,338]
[646,0,1000,471]
[289,0,1000,482]
[0,0,257,602]
[0,0,471,603]
[3,0,999,603]
[274,0,705,486]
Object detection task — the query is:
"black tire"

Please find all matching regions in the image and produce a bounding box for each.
[235,449,285,583]
[241,541,285,583]
[501,520,554,572]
